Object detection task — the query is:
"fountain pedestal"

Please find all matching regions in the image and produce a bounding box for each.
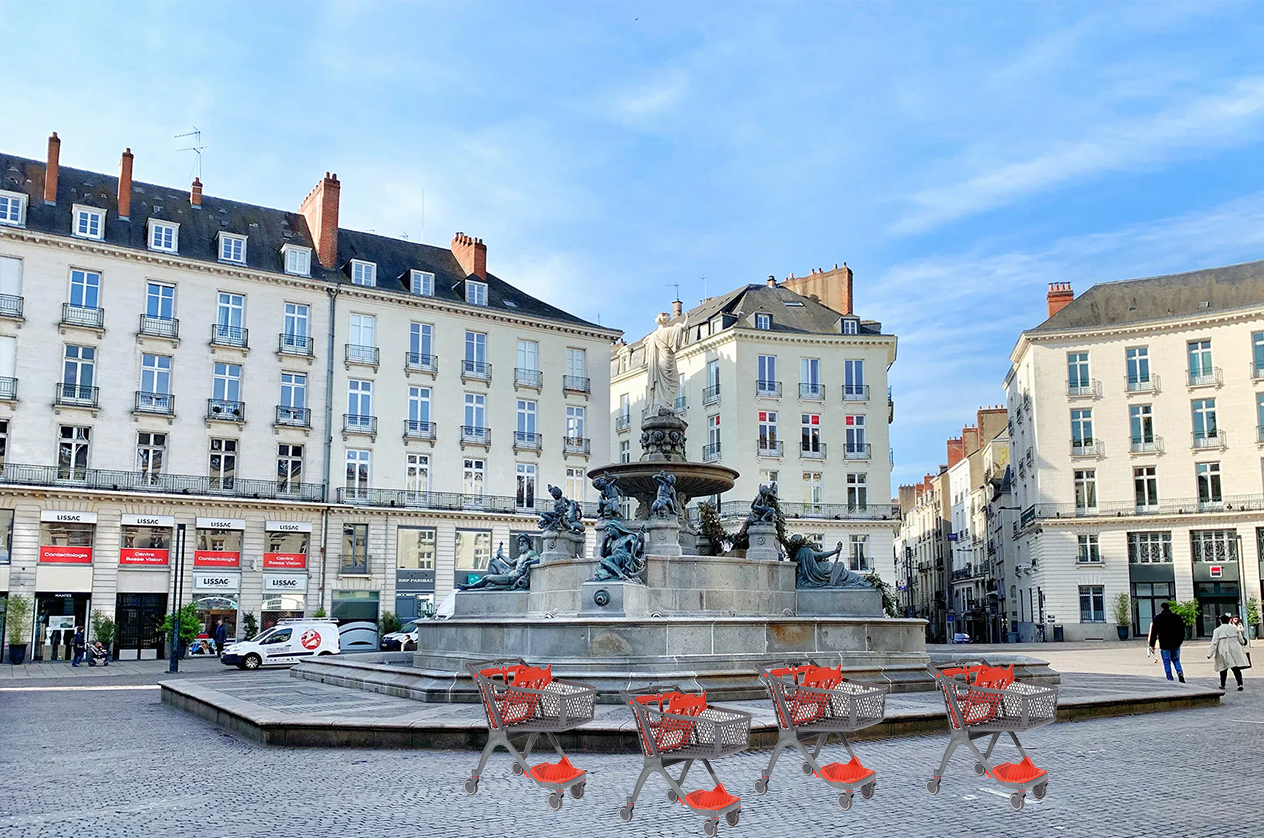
[743,523,781,561]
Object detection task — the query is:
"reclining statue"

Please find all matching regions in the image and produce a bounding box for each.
[458,536,540,591]
[788,535,873,589]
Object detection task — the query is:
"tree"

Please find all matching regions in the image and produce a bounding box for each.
[379,611,403,637]
[90,610,116,648]
[242,612,258,641]
[157,603,201,650]
[5,594,32,645]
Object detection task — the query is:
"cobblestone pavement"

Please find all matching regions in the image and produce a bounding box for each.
[1,647,1261,838]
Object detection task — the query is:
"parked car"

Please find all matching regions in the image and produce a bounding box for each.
[952,632,971,644]
[221,619,340,670]
[380,619,424,651]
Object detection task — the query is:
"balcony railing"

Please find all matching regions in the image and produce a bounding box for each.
[1259,425,1264,444]
[1131,436,1163,454]
[702,442,722,461]
[757,439,783,457]
[702,384,720,405]
[690,500,900,522]
[0,294,23,320]
[462,360,492,381]
[55,383,98,408]
[1126,374,1159,393]
[344,414,377,435]
[675,395,687,411]
[562,375,590,395]
[563,436,590,455]
[843,442,871,460]
[1070,439,1104,458]
[1066,378,1100,398]
[61,303,104,330]
[515,368,543,388]
[513,431,542,451]
[615,414,631,433]
[406,352,438,373]
[1253,362,1264,382]
[404,419,436,440]
[207,398,245,422]
[210,324,248,348]
[275,405,311,428]
[334,487,598,515]
[842,383,870,402]
[755,380,782,397]
[0,461,323,501]
[134,391,174,416]
[1027,493,1264,521]
[799,382,825,400]
[345,344,379,366]
[278,333,314,357]
[1187,367,1222,388]
[461,425,491,445]
[801,442,827,460]
[138,315,179,340]
[0,377,15,401]
[1192,431,1226,450]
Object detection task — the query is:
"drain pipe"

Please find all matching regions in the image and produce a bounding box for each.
[319,284,340,610]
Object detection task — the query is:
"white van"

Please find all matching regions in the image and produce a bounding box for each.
[220,619,340,670]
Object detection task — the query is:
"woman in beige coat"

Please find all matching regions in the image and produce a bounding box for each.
[1207,614,1250,691]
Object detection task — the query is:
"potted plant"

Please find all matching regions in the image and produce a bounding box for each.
[156,603,201,658]
[1248,597,1261,640]
[312,606,328,618]
[242,611,258,641]
[5,594,32,664]
[1113,593,1131,641]
[1170,600,1200,640]
[90,610,117,660]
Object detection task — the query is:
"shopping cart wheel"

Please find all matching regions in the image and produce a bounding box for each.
[973,762,986,776]
[801,762,814,776]
[753,778,768,795]
[861,782,875,799]
[1010,793,1025,811]
[837,793,853,811]
[570,783,585,800]
[666,789,678,803]
[725,810,740,827]
[463,778,478,795]
[511,762,524,776]
[1032,783,1047,800]
[925,779,940,795]
[702,819,719,837]
[547,792,563,811]
[618,806,633,822]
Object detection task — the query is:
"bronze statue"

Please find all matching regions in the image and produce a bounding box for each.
[458,537,540,591]
[746,482,778,525]
[538,484,583,534]
[593,474,623,521]
[590,519,647,583]
[789,535,872,589]
[649,469,678,518]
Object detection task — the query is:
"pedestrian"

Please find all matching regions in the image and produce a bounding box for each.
[1207,613,1250,691]
[1147,601,1187,683]
[213,618,228,658]
[71,626,85,667]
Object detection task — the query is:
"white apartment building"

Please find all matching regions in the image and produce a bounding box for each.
[1005,270,1264,642]
[610,272,899,582]
[895,471,948,640]
[0,134,617,659]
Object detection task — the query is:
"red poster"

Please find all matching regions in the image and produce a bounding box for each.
[40,545,93,564]
[194,550,241,568]
[119,548,169,566]
[263,552,307,569]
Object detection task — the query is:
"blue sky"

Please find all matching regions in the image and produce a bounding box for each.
[5,1,1264,488]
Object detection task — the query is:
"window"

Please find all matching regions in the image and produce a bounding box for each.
[801,358,822,392]
[454,529,491,574]
[843,359,864,399]
[565,466,585,501]
[0,419,7,468]
[619,440,631,463]
[759,410,778,450]
[341,524,369,574]
[347,380,373,426]
[1254,331,1264,377]
[410,322,434,367]
[219,233,247,263]
[1070,408,1093,447]
[801,413,822,454]
[277,443,303,491]
[849,535,870,572]
[1128,532,1172,564]
[757,355,777,394]
[216,293,245,342]
[406,453,430,498]
[69,269,101,310]
[465,280,487,306]
[464,330,488,375]
[208,438,237,489]
[148,220,178,253]
[1077,534,1101,563]
[847,473,867,510]
[0,190,27,226]
[1188,340,1213,383]
[345,450,370,499]
[803,472,823,507]
[845,415,866,456]
[705,359,720,400]
[282,303,309,350]
[841,318,859,335]
[516,463,537,508]
[1079,585,1105,623]
[707,413,721,447]
[518,339,539,374]
[760,469,780,486]
[1067,352,1090,392]
[1074,469,1097,510]
[1192,398,1218,442]
[408,386,431,427]
[283,245,311,276]
[1195,462,1222,505]
[754,313,771,330]
[212,362,241,402]
[58,426,91,479]
[1191,529,1238,563]
[280,373,307,417]
[566,405,586,442]
[566,348,586,380]
[465,392,487,431]
[349,260,376,286]
[1126,347,1150,388]
[349,313,376,358]
[464,458,485,497]
[73,206,104,239]
[139,354,172,412]
[619,393,631,423]
[516,398,538,440]
[1129,404,1154,447]
[146,283,175,320]
[62,345,95,396]
[397,528,436,570]
[1134,466,1158,508]
[411,270,434,296]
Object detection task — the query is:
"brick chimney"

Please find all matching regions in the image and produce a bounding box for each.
[672,299,683,318]
[1047,282,1074,318]
[946,437,966,468]
[299,172,340,268]
[117,148,134,220]
[190,177,203,208]
[782,263,853,314]
[451,232,487,279]
[44,132,60,205]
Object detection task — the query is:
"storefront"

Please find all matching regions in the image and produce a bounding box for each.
[262,521,310,629]
[261,573,307,630]
[190,571,241,640]
[395,527,436,621]
[1191,529,1240,637]
[34,510,95,660]
[116,514,173,660]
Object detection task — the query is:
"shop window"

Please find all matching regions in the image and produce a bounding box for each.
[39,521,95,564]
[0,509,11,563]
[342,523,369,574]
[397,528,436,570]
[194,527,242,567]
[454,529,491,587]
[265,530,308,570]
[119,525,171,567]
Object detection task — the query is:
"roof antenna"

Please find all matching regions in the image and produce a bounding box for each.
[700,276,707,305]
[667,281,681,304]
[175,127,207,180]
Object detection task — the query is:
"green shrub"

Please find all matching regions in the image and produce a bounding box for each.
[1112,593,1131,627]
[379,611,403,636]
[157,603,201,648]
[312,606,328,618]
[864,573,899,618]
[1169,600,1200,631]
[1248,597,1260,630]
[90,610,116,647]
[4,594,32,644]
[242,612,258,641]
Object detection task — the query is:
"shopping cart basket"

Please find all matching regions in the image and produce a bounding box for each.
[753,662,887,810]
[619,687,753,836]
[926,663,1058,810]
[463,658,597,810]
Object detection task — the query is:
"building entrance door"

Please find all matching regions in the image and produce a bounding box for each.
[115,593,168,660]
[1195,581,1240,638]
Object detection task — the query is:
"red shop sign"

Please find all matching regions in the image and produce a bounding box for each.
[1210,565,1222,578]
[193,550,241,568]
[39,545,93,564]
[263,552,307,570]
[119,548,170,566]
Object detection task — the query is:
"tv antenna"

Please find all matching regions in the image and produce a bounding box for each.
[700,276,707,305]
[175,127,208,179]
[667,281,681,302]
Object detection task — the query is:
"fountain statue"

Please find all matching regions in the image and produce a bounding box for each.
[538,484,583,534]
[788,535,874,589]
[457,537,541,591]
[644,311,689,414]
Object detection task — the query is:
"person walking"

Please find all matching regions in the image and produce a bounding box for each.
[70,626,86,667]
[1208,614,1250,691]
[1147,601,1187,683]
[212,619,228,658]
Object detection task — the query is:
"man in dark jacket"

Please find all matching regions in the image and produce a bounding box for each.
[71,627,86,667]
[1147,602,1186,683]
[212,619,228,658]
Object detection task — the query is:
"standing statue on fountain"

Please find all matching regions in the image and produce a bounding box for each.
[593,474,623,521]
[649,469,679,518]
[789,535,873,589]
[538,484,584,534]
[644,311,690,415]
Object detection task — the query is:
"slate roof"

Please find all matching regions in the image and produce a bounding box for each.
[0,152,606,331]
[1034,259,1264,333]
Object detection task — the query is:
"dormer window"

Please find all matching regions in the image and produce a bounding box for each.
[73,205,104,240]
[351,260,377,286]
[754,313,772,330]
[841,318,859,335]
[0,190,27,226]
[218,232,247,264]
[411,270,435,296]
[465,280,488,306]
[148,220,179,253]
[282,244,311,277]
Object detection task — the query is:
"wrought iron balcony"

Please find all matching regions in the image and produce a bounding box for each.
[55,383,98,408]
[702,442,722,461]
[799,382,825,400]
[0,461,322,501]
[1125,374,1159,393]
[134,391,174,416]
[515,368,543,388]
[615,414,631,433]
[406,352,438,373]
[343,414,377,435]
[1028,494,1264,521]
[345,344,379,367]
[842,383,869,402]
[1070,439,1104,458]
[674,395,687,411]
[1066,378,1100,398]
[206,398,245,422]
[0,294,23,320]
[562,375,590,395]
[0,377,14,401]
[1130,436,1163,454]
[702,384,720,405]
[757,439,783,457]
[1187,367,1222,388]
[1253,362,1264,382]
[800,442,828,460]
[138,315,178,340]
[563,436,590,455]
[462,360,492,382]
[461,425,491,446]
[843,442,871,460]
[404,420,436,440]
[278,333,313,357]
[275,405,311,428]
[689,500,901,522]
[1191,430,1226,450]
[755,380,782,397]
[210,324,248,348]
[62,303,104,330]
[513,431,542,451]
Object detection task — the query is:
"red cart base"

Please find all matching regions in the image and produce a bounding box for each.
[818,757,875,785]
[529,757,585,785]
[989,756,1045,785]
[682,783,740,811]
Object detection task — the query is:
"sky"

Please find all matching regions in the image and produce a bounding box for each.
[5,1,1264,487]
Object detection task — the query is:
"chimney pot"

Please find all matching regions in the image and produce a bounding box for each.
[44,132,61,205]
[451,231,488,280]
[117,148,134,220]
[1046,282,1075,319]
[190,177,203,208]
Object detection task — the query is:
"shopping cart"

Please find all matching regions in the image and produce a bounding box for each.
[463,658,597,810]
[926,663,1058,810]
[619,687,752,836]
[753,662,887,810]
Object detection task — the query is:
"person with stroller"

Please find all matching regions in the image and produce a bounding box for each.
[70,626,86,667]
[1147,601,1186,683]
[1207,613,1250,691]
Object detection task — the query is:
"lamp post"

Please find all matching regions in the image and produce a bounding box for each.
[167,523,186,674]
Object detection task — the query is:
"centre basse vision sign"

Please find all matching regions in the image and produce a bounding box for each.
[119,548,169,566]
[263,552,307,569]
